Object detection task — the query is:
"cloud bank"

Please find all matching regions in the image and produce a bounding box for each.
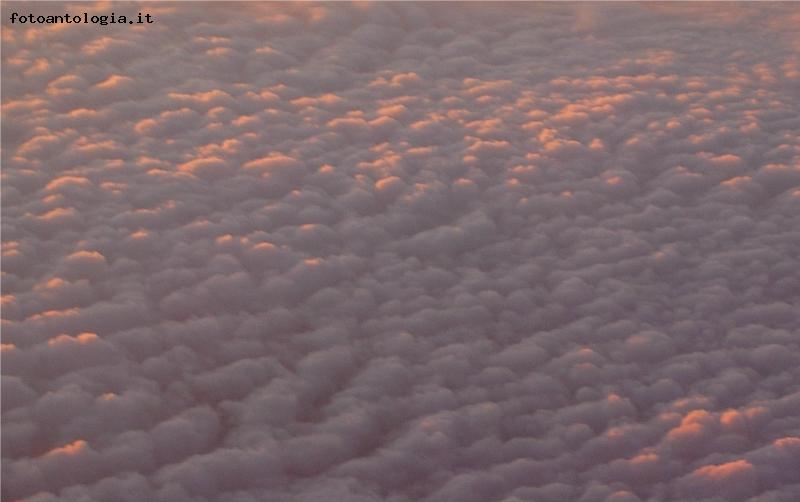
[2,2,800,501]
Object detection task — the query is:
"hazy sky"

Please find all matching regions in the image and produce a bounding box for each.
[2,2,800,501]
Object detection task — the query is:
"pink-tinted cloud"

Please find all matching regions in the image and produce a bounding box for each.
[2,2,800,501]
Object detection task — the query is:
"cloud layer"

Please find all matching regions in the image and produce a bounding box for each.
[2,2,800,501]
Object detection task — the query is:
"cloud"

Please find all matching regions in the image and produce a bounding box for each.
[2,1,800,501]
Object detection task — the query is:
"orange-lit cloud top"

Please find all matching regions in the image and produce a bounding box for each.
[2,1,800,501]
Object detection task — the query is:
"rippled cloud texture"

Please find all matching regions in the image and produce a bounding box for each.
[2,2,800,501]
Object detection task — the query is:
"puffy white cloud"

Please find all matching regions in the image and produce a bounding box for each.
[2,1,800,501]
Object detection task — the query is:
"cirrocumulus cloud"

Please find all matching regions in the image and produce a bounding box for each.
[2,2,800,501]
